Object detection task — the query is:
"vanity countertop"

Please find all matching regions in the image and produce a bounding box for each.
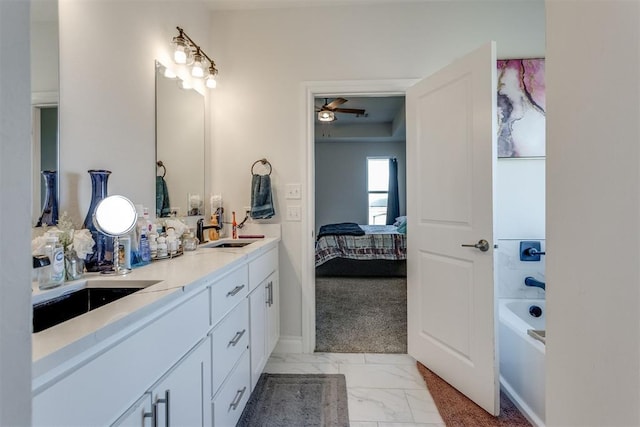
[32,237,279,383]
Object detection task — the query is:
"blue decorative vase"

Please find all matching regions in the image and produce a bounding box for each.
[36,170,58,227]
[82,169,112,272]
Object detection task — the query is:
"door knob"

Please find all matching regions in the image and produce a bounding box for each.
[461,239,490,252]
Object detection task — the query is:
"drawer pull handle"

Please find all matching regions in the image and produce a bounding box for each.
[228,329,246,346]
[226,284,245,297]
[229,386,247,411]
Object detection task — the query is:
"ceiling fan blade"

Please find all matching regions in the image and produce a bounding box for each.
[333,108,366,115]
[325,97,348,110]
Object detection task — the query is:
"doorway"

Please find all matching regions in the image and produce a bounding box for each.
[313,95,408,353]
[300,80,416,354]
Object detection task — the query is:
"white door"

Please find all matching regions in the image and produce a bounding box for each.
[407,42,499,415]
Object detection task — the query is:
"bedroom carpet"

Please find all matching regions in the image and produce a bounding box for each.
[236,374,349,427]
[315,276,407,353]
[416,362,532,427]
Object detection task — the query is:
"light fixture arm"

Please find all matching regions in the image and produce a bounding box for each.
[176,26,218,72]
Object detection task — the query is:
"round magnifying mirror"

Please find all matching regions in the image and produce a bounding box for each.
[93,195,138,275]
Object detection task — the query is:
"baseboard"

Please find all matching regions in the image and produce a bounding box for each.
[274,335,303,354]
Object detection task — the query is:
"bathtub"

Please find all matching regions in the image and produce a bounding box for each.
[498,298,546,427]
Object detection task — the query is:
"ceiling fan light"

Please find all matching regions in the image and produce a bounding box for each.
[318,111,335,122]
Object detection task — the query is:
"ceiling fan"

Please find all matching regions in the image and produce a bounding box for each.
[316,97,366,122]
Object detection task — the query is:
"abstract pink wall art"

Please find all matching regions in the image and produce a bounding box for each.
[497,59,546,157]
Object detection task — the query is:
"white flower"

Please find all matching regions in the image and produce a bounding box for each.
[72,229,95,260]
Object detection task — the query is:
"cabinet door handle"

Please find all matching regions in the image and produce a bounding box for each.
[265,281,271,305]
[144,407,155,427]
[268,281,273,306]
[226,284,245,297]
[229,386,247,411]
[228,329,246,346]
[155,390,170,427]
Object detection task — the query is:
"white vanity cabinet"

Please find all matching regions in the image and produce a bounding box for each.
[32,239,280,427]
[33,287,210,427]
[248,247,279,389]
[112,336,211,427]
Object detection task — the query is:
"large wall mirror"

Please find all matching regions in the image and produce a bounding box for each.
[155,61,205,218]
[31,0,59,226]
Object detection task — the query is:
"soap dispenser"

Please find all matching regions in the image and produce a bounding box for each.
[40,233,65,290]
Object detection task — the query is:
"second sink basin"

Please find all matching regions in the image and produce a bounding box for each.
[202,239,258,248]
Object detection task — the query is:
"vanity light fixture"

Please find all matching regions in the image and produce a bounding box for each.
[171,26,218,88]
[318,110,335,122]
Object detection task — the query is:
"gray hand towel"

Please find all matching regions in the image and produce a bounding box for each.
[250,174,275,219]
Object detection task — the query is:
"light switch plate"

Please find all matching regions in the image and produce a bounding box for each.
[286,205,301,221]
[285,184,301,200]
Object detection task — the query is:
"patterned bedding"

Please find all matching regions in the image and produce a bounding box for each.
[315,224,407,267]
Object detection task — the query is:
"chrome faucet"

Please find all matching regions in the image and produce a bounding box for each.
[524,276,546,291]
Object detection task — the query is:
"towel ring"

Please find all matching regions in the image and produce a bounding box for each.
[157,160,166,178]
[251,158,272,176]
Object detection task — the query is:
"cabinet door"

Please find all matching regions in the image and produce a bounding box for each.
[152,337,212,427]
[111,393,152,427]
[248,282,267,391]
[266,271,279,356]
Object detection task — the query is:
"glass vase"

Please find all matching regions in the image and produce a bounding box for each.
[65,247,84,281]
[82,169,113,272]
[36,170,59,227]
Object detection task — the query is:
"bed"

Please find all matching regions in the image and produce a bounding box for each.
[315,222,407,277]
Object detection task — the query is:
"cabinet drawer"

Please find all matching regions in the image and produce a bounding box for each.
[33,289,209,427]
[212,350,251,427]
[211,299,249,395]
[211,265,248,325]
[249,247,278,291]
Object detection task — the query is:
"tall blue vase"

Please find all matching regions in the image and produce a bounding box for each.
[82,169,112,272]
[36,170,58,227]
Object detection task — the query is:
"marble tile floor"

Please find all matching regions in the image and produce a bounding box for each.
[264,352,445,427]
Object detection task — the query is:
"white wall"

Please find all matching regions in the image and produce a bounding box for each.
[495,158,545,239]
[315,141,406,228]
[58,0,211,225]
[0,1,32,424]
[546,1,640,425]
[31,20,58,94]
[209,1,545,339]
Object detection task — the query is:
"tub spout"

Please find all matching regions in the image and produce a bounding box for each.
[525,276,546,290]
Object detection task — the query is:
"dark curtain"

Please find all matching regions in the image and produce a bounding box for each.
[386,158,400,225]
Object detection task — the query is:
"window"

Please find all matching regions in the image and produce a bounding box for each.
[367,157,390,224]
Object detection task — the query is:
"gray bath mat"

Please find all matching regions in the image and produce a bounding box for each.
[315,276,407,353]
[237,374,349,427]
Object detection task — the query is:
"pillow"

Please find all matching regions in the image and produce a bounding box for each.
[393,216,407,227]
[397,221,407,234]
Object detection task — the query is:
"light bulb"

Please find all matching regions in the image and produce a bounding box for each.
[191,53,204,78]
[163,67,177,79]
[192,63,204,78]
[205,74,217,89]
[172,38,190,64]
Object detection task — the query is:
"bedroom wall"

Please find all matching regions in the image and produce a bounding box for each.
[315,140,406,229]
[209,1,546,345]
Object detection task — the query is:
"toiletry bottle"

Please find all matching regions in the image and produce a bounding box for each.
[40,234,65,289]
[139,232,151,264]
[232,211,238,239]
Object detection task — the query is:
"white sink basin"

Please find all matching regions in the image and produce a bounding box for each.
[201,239,259,248]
